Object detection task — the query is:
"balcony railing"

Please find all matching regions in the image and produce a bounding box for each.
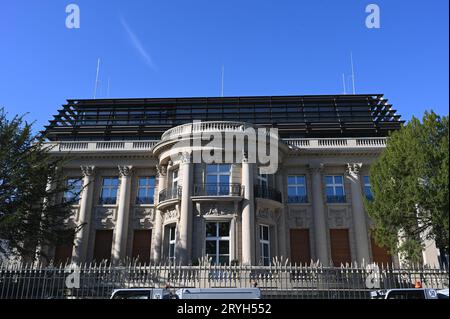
[327,195,347,203]
[287,195,309,204]
[193,183,242,196]
[254,185,282,203]
[135,197,155,205]
[158,186,182,202]
[99,197,117,205]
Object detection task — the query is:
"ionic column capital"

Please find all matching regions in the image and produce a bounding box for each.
[118,165,133,177]
[346,163,363,178]
[180,152,192,164]
[308,163,324,174]
[81,166,95,177]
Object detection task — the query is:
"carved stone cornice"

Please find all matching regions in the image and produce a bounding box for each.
[81,166,95,177]
[118,165,133,177]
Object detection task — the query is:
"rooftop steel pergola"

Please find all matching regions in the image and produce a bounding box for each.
[44,94,403,141]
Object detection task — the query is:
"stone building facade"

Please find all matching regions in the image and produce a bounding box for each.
[43,94,441,267]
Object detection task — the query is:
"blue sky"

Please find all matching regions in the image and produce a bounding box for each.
[0,0,448,130]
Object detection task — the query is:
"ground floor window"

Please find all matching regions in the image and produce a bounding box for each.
[205,221,230,265]
[168,225,176,263]
[259,225,271,265]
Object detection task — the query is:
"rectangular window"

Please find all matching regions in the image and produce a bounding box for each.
[364,176,373,200]
[287,175,307,203]
[325,175,346,203]
[168,226,176,263]
[259,225,270,266]
[64,178,83,203]
[136,177,155,204]
[205,221,230,265]
[172,169,179,189]
[206,164,231,195]
[99,177,119,205]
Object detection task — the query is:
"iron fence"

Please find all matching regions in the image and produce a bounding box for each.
[0,262,448,299]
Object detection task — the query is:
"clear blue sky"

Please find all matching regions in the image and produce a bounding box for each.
[0,0,448,130]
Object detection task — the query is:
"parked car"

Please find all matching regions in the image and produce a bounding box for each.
[370,288,439,299]
[437,289,449,299]
[110,288,176,299]
[175,288,262,299]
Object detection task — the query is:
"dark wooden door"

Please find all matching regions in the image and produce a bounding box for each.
[132,230,152,264]
[330,229,351,265]
[290,229,311,264]
[54,237,74,266]
[93,230,113,264]
[371,237,392,266]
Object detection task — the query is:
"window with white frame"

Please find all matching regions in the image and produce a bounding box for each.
[136,176,155,204]
[287,175,307,203]
[205,221,230,265]
[363,176,373,200]
[260,225,270,266]
[325,175,346,203]
[99,177,119,204]
[170,169,179,198]
[168,225,176,263]
[64,178,83,203]
[206,164,231,195]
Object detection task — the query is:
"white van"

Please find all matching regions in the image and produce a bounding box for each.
[111,288,175,299]
[175,288,262,299]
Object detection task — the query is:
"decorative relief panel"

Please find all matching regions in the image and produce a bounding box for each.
[94,207,116,227]
[195,203,235,218]
[288,208,311,228]
[256,207,279,223]
[133,207,155,228]
[327,208,351,228]
[163,208,179,223]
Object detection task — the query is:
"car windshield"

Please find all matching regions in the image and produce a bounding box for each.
[112,291,149,299]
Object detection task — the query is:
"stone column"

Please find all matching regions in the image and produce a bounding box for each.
[230,214,237,262]
[72,166,95,264]
[152,164,167,262]
[276,170,287,258]
[112,165,133,264]
[241,154,255,265]
[309,164,329,266]
[347,163,370,264]
[178,152,193,265]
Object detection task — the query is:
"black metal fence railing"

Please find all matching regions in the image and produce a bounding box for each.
[254,185,282,203]
[158,186,182,202]
[327,195,346,203]
[0,262,448,299]
[287,195,309,204]
[193,183,242,196]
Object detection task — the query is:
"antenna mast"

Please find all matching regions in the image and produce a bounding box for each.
[350,52,356,94]
[107,77,111,98]
[93,58,101,99]
[342,73,347,94]
[221,65,225,97]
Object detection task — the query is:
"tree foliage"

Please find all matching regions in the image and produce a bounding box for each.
[0,108,80,262]
[366,111,449,264]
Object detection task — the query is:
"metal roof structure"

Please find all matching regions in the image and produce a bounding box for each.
[44,94,403,141]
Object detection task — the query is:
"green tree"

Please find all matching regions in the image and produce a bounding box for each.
[0,108,80,263]
[366,111,449,264]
